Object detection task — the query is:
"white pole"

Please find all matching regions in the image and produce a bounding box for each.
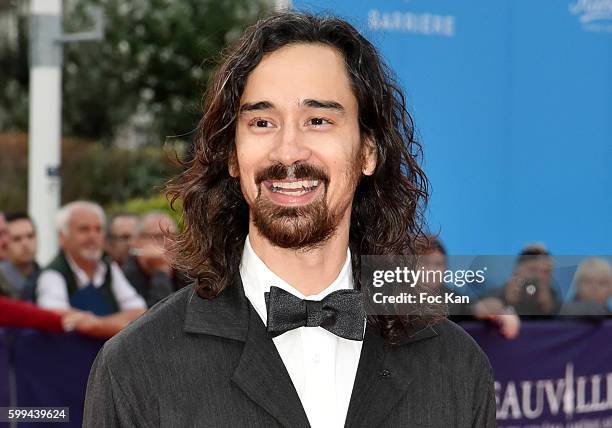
[274,0,292,11]
[28,0,63,265]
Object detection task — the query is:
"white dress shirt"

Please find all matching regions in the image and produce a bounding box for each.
[240,236,363,428]
[37,254,146,311]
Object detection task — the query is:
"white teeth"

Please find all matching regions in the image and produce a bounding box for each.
[271,180,319,190]
[275,189,309,196]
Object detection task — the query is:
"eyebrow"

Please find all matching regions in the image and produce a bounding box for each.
[302,99,345,112]
[239,99,345,114]
[239,101,274,113]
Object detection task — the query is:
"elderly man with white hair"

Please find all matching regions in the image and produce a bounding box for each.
[36,201,146,337]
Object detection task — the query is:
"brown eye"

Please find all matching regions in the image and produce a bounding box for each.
[310,118,324,126]
[256,119,269,127]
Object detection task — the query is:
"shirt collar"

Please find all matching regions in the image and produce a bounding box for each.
[65,252,107,287]
[240,234,353,324]
[183,252,439,346]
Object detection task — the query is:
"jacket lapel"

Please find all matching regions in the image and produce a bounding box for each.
[231,308,310,428]
[184,278,309,428]
[183,280,249,341]
[344,323,439,428]
[184,276,440,428]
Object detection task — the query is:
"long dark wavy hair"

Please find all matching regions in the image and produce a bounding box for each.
[168,11,435,343]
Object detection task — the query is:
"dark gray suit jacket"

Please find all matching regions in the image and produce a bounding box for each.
[84,278,497,427]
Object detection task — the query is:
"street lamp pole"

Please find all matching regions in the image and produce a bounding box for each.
[28,0,103,264]
[28,0,62,265]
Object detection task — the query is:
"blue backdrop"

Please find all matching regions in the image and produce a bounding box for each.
[292,0,612,255]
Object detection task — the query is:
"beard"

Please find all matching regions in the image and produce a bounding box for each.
[251,160,361,250]
[78,247,103,262]
[252,193,337,250]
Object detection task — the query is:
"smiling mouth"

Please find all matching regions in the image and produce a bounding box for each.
[264,179,321,197]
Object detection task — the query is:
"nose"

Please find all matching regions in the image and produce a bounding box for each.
[268,123,312,166]
[88,227,103,243]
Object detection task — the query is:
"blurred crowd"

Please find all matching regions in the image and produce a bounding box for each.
[0,203,611,340]
[418,236,612,339]
[0,201,187,338]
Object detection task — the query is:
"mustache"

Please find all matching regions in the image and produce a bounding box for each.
[255,163,329,185]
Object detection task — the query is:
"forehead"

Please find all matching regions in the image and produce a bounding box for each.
[142,216,174,232]
[142,217,162,231]
[521,257,551,269]
[70,207,102,226]
[426,250,446,260]
[241,43,356,109]
[581,266,612,279]
[422,250,446,264]
[112,216,137,230]
[8,219,34,233]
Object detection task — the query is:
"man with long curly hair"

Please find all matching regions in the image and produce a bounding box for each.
[85,12,496,427]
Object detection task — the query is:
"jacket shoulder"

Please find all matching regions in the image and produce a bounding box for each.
[431,318,494,374]
[435,318,486,348]
[101,285,194,361]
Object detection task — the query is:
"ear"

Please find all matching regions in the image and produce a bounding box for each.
[58,231,67,249]
[361,136,377,176]
[228,149,239,178]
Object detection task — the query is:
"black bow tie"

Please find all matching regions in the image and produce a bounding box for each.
[264,286,366,341]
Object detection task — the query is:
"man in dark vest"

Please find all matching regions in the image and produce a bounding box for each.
[85,12,497,427]
[36,201,146,338]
